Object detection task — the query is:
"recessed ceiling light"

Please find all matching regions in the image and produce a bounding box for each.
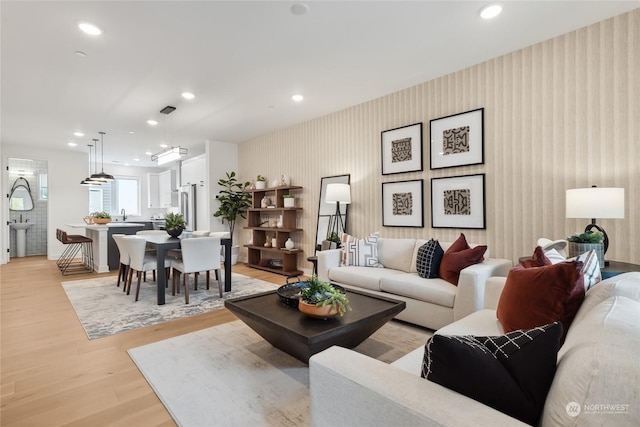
[74,50,87,58]
[147,119,158,126]
[128,131,135,134]
[73,131,84,137]
[133,158,140,162]
[291,94,304,102]
[78,22,102,36]
[291,3,309,15]
[67,142,77,147]
[160,144,168,148]
[181,92,195,100]
[145,151,153,155]
[479,4,502,19]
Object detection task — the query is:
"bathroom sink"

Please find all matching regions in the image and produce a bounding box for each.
[10,222,34,230]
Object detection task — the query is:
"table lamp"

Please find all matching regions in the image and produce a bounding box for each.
[326,183,351,245]
[566,186,625,264]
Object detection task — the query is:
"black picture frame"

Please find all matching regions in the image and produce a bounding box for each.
[429,108,484,170]
[382,179,424,227]
[431,173,486,229]
[381,122,423,175]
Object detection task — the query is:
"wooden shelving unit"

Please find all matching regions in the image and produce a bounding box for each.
[244,186,303,276]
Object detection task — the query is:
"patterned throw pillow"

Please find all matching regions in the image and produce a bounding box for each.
[416,239,444,279]
[421,322,562,426]
[340,232,383,267]
[544,248,602,290]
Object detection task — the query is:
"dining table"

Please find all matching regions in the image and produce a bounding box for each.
[141,234,233,305]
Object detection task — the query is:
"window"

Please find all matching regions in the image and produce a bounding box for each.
[38,170,48,200]
[88,176,140,215]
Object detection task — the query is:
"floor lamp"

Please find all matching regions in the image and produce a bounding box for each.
[566,186,625,266]
[326,183,351,247]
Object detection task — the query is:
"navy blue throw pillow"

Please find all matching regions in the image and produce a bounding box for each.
[416,239,444,279]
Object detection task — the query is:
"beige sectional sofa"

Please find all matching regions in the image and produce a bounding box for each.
[317,237,512,330]
[310,272,640,426]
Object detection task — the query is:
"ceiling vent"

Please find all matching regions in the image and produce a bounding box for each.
[160,105,176,114]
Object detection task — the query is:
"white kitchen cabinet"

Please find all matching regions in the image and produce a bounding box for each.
[147,173,160,208]
[159,170,177,208]
[148,170,176,208]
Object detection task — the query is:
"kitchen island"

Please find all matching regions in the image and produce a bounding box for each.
[66,223,145,273]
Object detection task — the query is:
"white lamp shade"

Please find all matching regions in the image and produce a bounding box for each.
[326,183,351,204]
[566,187,625,219]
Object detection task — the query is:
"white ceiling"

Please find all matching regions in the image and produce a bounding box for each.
[2,1,638,167]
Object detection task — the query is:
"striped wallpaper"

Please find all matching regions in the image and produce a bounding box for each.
[238,10,639,269]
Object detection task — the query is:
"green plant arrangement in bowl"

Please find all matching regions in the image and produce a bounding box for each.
[567,231,604,243]
[567,230,605,267]
[92,211,111,224]
[165,212,186,238]
[299,276,351,318]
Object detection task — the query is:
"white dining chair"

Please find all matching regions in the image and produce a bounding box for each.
[122,235,171,302]
[171,237,223,304]
[111,234,130,291]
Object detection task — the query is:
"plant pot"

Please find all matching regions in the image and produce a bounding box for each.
[93,218,111,224]
[230,245,240,265]
[298,300,339,319]
[166,227,184,238]
[283,198,295,208]
[255,180,266,190]
[568,242,604,268]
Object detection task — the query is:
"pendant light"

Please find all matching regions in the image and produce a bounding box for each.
[90,131,115,182]
[80,143,100,186]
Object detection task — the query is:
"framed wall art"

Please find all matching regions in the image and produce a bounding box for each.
[431,174,486,229]
[429,108,484,170]
[382,179,424,227]
[381,122,423,175]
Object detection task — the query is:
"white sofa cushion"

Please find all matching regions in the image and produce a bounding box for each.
[377,238,416,272]
[542,295,640,426]
[328,265,404,292]
[380,274,456,308]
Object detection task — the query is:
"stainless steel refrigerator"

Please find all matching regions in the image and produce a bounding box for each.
[179,184,197,231]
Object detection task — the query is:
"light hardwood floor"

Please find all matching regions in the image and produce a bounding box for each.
[0,256,290,426]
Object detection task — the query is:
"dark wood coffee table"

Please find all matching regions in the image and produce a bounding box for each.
[224,288,406,363]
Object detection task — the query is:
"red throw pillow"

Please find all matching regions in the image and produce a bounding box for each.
[520,246,552,268]
[439,233,487,285]
[497,261,585,342]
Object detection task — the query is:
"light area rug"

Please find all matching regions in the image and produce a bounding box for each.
[128,319,432,427]
[62,273,276,339]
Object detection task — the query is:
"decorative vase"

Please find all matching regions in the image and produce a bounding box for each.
[166,227,184,238]
[271,237,277,248]
[298,300,339,319]
[568,242,605,268]
[285,237,295,250]
[255,180,266,190]
[277,215,284,228]
[283,197,295,208]
[261,196,271,208]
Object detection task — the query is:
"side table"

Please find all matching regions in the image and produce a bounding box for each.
[601,261,640,280]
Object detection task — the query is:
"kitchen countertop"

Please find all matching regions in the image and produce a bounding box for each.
[67,223,147,228]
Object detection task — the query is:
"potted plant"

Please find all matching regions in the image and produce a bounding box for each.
[165,212,186,238]
[567,231,605,267]
[299,276,351,318]
[213,171,251,264]
[255,175,267,190]
[283,194,295,208]
[92,211,111,224]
